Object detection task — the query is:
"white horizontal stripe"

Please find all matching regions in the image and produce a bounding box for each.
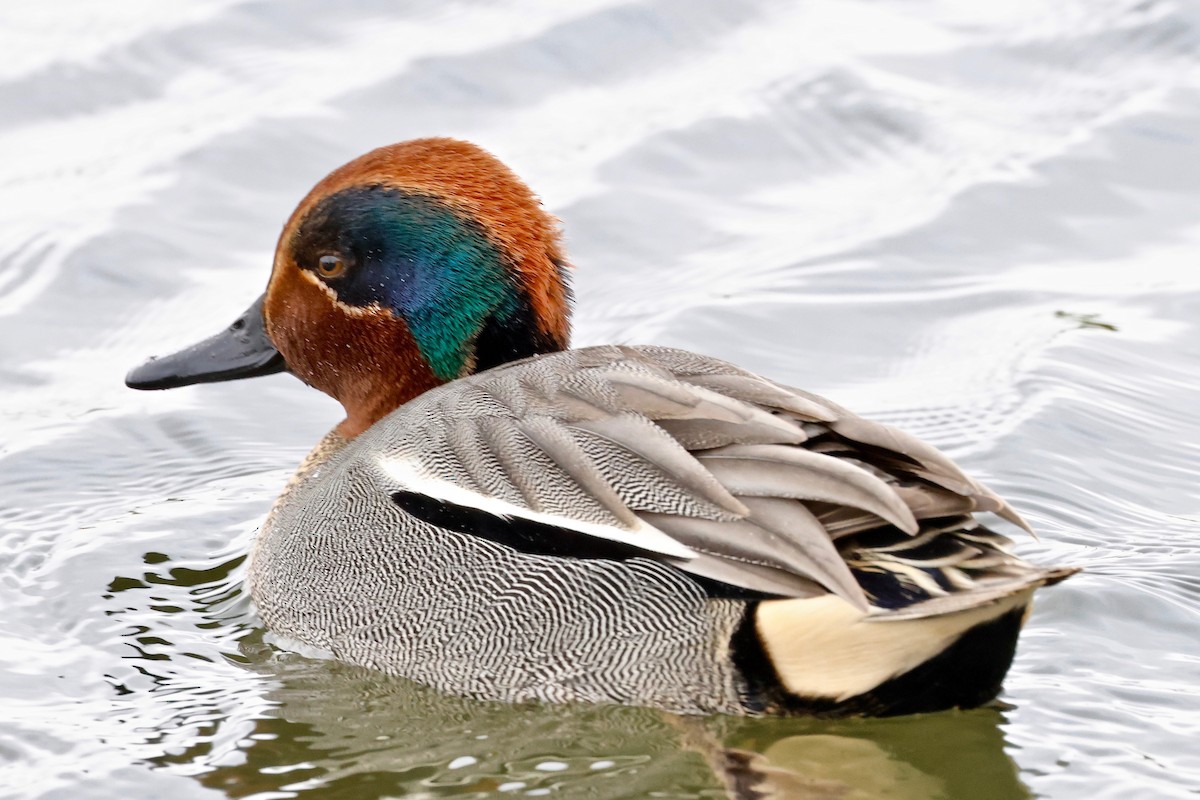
[379,455,697,561]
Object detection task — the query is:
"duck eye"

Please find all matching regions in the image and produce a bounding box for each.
[316,255,347,279]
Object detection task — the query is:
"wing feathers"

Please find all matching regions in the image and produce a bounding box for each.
[677,374,838,421]
[655,417,805,450]
[516,417,641,529]
[825,414,1035,534]
[738,497,868,610]
[643,497,866,608]
[445,418,525,506]
[374,345,1054,611]
[571,414,750,518]
[696,444,919,534]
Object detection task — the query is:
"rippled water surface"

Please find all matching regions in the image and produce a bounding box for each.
[3,1,1199,798]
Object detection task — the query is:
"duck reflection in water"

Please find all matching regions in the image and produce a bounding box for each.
[152,640,1032,800]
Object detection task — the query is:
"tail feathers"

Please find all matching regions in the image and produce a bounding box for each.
[730,507,1081,715]
[865,564,1079,621]
[743,554,1076,716]
[841,515,1068,611]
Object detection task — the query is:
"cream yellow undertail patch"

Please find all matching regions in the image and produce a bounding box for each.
[756,590,1034,702]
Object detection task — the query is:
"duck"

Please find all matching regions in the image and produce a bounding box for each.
[126,137,1076,717]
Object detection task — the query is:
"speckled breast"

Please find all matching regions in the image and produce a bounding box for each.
[247,427,753,715]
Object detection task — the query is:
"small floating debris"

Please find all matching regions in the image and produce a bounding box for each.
[1055,310,1118,332]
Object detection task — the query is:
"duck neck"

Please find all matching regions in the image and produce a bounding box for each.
[335,386,428,440]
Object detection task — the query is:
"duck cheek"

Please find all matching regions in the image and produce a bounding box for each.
[270,295,442,431]
[263,271,344,390]
[333,311,444,428]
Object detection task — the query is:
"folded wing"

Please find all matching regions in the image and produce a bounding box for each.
[371,345,1071,617]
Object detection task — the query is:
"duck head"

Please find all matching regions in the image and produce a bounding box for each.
[127,138,571,437]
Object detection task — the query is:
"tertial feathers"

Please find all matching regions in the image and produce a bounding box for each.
[360,344,1066,617]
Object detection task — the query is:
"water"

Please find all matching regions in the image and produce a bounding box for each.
[2,1,1198,797]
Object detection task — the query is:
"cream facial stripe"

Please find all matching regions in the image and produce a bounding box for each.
[299,269,389,318]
